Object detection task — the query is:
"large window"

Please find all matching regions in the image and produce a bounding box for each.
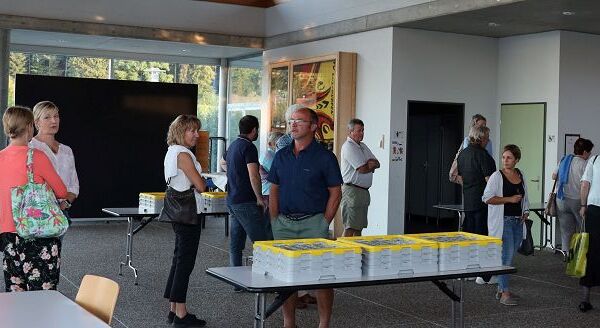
[8,52,220,156]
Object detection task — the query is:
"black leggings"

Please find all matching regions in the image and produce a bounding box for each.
[164,223,202,303]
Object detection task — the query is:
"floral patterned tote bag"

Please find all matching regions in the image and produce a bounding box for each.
[11,148,68,239]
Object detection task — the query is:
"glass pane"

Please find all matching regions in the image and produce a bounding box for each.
[113,59,176,82]
[178,64,219,170]
[270,66,289,132]
[66,56,110,78]
[8,52,29,107]
[29,53,67,76]
[292,60,336,150]
[227,66,263,152]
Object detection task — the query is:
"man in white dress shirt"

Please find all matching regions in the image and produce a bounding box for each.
[340,119,380,237]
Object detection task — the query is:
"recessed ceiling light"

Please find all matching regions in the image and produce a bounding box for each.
[57,39,67,43]
[488,22,501,27]
[94,15,105,21]
[562,11,575,16]
[181,49,188,52]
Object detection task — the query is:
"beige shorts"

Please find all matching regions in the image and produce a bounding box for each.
[341,184,370,230]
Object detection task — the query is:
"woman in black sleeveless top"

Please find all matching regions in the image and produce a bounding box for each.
[483,144,529,306]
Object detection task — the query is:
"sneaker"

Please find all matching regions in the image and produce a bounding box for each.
[167,311,176,324]
[173,313,207,328]
[496,291,520,300]
[476,276,498,285]
[500,295,519,306]
[475,277,486,285]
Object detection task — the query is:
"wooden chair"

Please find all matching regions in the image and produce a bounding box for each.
[75,275,120,325]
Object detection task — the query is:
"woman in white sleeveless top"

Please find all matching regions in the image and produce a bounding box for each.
[162,115,207,328]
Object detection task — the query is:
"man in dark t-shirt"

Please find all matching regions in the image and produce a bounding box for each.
[225,115,272,268]
[457,125,496,235]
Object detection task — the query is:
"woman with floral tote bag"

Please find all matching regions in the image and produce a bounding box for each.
[0,106,67,292]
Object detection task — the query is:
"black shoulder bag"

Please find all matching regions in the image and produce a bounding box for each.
[159,178,199,225]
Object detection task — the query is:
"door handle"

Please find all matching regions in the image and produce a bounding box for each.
[530,179,540,182]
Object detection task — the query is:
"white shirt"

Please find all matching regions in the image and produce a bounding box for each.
[340,137,377,188]
[164,145,202,192]
[582,155,600,207]
[29,138,79,196]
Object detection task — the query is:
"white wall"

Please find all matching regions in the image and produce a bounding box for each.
[559,31,600,158]
[265,0,432,37]
[262,28,396,235]
[497,31,561,200]
[389,28,498,234]
[0,0,265,37]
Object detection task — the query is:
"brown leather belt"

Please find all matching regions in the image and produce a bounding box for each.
[344,183,369,191]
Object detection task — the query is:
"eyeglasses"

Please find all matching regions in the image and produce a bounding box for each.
[287,119,311,125]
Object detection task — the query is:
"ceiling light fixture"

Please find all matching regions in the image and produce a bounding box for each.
[562,11,575,16]
[488,22,501,27]
[181,49,188,52]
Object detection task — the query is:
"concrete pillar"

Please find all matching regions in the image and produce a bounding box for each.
[216,58,228,172]
[0,29,9,147]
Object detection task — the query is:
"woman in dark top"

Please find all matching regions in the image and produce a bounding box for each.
[483,144,529,306]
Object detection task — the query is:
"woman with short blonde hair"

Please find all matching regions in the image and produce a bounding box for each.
[0,106,67,292]
[162,114,208,327]
[30,101,79,219]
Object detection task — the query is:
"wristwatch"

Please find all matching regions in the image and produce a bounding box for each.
[62,200,72,209]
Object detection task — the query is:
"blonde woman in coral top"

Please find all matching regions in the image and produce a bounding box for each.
[0,106,67,292]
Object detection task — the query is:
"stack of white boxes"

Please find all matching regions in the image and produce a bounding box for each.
[252,238,362,282]
[408,232,502,271]
[196,192,228,214]
[337,235,439,276]
[138,192,165,213]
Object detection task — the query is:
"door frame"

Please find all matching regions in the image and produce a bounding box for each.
[500,102,547,203]
[405,100,465,225]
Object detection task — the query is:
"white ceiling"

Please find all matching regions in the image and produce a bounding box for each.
[10,29,262,64]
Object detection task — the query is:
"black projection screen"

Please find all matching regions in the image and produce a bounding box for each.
[15,74,198,217]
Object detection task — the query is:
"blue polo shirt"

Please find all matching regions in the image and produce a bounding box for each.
[268,140,343,215]
[225,135,259,205]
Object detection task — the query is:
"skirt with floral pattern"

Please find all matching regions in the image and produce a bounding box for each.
[0,232,61,292]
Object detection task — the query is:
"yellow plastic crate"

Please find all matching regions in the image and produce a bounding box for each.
[407,232,502,271]
[139,192,165,213]
[252,238,362,282]
[201,192,227,199]
[337,235,439,275]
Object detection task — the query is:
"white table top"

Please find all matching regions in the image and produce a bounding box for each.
[206,266,516,293]
[0,290,110,328]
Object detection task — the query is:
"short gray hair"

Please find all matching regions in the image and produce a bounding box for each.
[470,114,487,127]
[285,104,308,121]
[347,118,364,131]
[468,125,490,144]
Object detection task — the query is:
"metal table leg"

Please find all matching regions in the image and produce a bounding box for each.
[254,293,266,328]
[119,216,139,284]
[451,279,464,328]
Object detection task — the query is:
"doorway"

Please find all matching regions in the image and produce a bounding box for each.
[500,103,546,243]
[405,101,464,233]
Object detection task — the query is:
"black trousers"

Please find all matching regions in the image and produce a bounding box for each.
[164,223,202,303]
[463,207,488,235]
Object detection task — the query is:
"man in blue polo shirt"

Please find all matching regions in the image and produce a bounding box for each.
[268,107,343,328]
[225,115,272,269]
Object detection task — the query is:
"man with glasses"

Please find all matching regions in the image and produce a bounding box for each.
[340,118,380,237]
[268,107,343,328]
[224,115,272,276]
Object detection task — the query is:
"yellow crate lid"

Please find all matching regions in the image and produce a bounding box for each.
[201,192,227,198]
[337,234,438,252]
[406,232,501,248]
[139,192,165,199]
[253,238,361,257]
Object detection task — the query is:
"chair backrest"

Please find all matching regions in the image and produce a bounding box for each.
[75,274,120,324]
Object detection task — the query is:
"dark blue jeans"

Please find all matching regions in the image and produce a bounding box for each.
[463,207,488,235]
[164,223,202,303]
[228,202,272,267]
